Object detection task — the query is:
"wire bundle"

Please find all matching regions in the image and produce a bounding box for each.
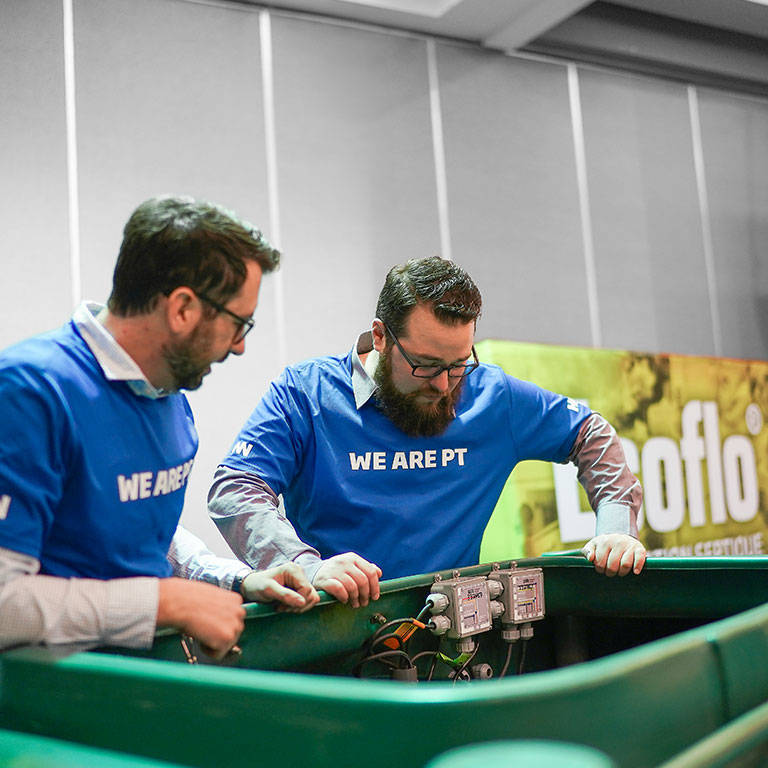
[353,615,426,678]
[354,601,529,681]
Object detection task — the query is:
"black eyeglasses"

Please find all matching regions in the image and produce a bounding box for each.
[198,294,255,343]
[382,321,479,379]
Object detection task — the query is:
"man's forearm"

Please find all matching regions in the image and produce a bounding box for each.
[0,547,157,651]
[208,466,322,575]
[168,524,250,591]
[568,413,642,537]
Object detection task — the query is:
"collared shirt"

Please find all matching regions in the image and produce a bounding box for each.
[211,329,640,582]
[351,330,378,409]
[0,305,245,652]
[218,333,596,579]
[73,301,168,399]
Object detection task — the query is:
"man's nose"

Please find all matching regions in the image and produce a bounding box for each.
[231,337,246,356]
[429,369,450,393]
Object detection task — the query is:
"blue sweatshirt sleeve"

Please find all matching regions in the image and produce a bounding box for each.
[219,367,312,496]
[504,374,590,464]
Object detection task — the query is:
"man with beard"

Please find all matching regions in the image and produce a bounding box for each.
[0,196,318,655]
[209,257,646,608]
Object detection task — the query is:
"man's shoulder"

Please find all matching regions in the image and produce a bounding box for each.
[0,323,85,382]
[462,363,555,408]
[466,361,513,391]
[472,362,548,392]
[281,351,351,387]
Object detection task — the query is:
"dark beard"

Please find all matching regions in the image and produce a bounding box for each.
[162,323,214,392]
[373,347,463,437]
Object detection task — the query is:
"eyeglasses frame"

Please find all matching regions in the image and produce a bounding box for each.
[197,293,255,343]
[381,320,479,379]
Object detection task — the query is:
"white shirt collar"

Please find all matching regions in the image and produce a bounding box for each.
[350,328,460,419]
[351,330,378,409]
[73,301,169,399]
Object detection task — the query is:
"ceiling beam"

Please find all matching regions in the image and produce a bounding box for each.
[481,0,594,51]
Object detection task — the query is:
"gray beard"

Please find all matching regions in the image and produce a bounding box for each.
[372,348,463,437]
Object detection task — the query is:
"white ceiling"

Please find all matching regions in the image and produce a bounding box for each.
[252,0,768,46]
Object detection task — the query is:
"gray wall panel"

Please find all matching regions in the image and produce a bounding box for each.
[74,0,275,553]
[0,0,71,348]
[74,0,270,303]
[2,0,766,559]
[272,17,440,363]
[580,68,715,356]
[436,44,591,347]
[698,89,768,361]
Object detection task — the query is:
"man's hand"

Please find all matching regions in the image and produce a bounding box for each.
[241,563,320,613]
[582,534,646,577]
[312,552,382,608]
[157,578,245,659]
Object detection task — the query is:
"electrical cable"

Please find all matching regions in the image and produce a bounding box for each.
[369,632,405,653]
[451,643,480,685]
[517,639,528,675]
[352,649,413,677]
[498,642,514,678]
[415,600,433,623]
[357,600,436,680]
[404,601,434,655]
[367,609,431,659]
[410,650,439,664]
[367,617,424,649]
[410,649,440,680]
[427,654,439,681]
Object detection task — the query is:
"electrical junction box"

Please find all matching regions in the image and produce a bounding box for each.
[487,567,545,625]
[429,575,492,639]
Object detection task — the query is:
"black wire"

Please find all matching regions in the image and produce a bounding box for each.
[404,600,434,654]
[498,642,514,678]
[369,632,405,653]
[411,650,439,664]
[352,649,413,677]
[410,649,440,680]
[451,642,480,685]
[360,602,434,675]
[517,639,528,675]
[427,654,439,681]
[367,618,415,650]
[368,605,433,655]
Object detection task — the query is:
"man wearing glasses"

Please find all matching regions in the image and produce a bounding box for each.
[209,256,646,608]
[0,196,318,655]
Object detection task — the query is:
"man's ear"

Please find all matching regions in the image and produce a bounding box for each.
[164,287,202,337]
[371,318,386,353]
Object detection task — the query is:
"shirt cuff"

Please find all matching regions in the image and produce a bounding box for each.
[230,566,253,595]
[293,552,324,585]
[595,502,638,538]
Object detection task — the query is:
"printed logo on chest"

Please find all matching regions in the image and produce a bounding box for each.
[348,449,467,471]
[116,459,195,502]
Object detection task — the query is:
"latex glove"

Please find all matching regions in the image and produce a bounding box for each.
[312,552,382,608]
[582,533,646,577]
[241,563,320,613]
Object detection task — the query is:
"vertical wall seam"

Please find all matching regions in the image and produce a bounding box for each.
[688,85,724,358]
[567,64,602,349]
[63,0,81,309]
[426,39,452,262]
[259,10,287,369]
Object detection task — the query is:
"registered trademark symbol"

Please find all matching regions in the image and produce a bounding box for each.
[745,403,763,436]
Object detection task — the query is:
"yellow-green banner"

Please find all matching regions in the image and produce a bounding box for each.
[477,339,768,561]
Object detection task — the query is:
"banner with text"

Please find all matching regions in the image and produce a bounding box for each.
[477,340,768,561]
